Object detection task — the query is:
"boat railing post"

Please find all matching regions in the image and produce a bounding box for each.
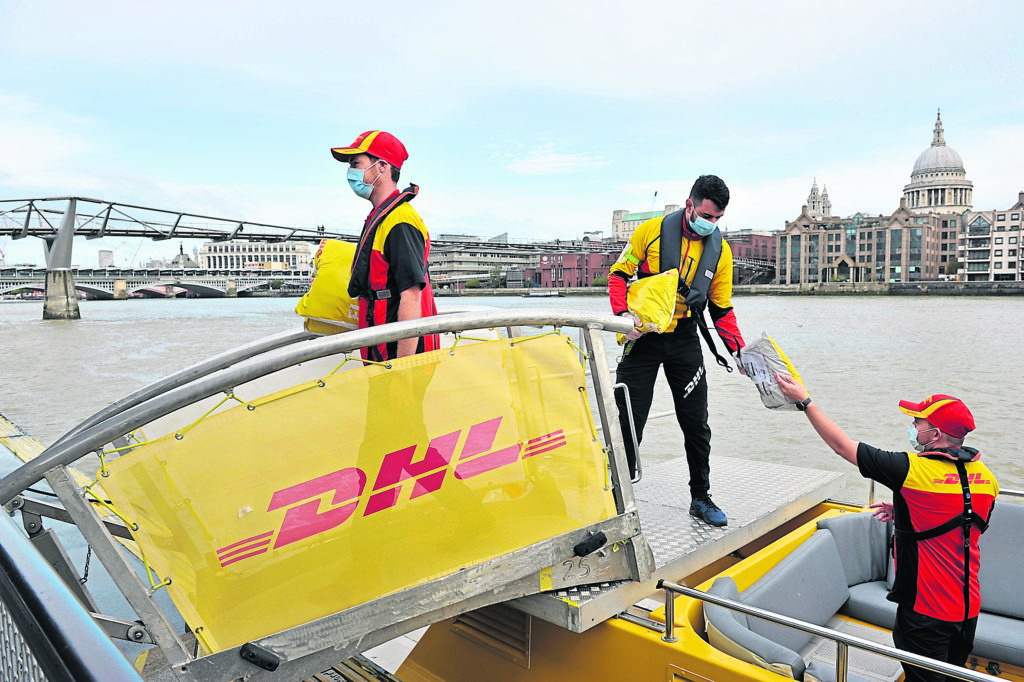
[868,479,876,506]
[660,584,677,643]
[836,640,849,682]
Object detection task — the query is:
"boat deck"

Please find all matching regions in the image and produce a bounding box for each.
[512,455,846,632]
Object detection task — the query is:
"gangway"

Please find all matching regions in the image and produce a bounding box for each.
[0,309,656,681]
[513,454,843,632]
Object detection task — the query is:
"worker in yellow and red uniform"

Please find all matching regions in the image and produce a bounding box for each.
[331,130,438,361]
[609,174,745,527]
[775,378,998,682]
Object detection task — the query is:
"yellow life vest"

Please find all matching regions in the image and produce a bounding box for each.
[294,239,359,335]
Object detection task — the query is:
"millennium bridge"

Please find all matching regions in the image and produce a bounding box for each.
[0,197,345,318]
[1,196,776,317]
[0,266,309,300]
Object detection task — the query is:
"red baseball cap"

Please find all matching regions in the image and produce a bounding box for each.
[898,394,975,438]
[330,130,409,169]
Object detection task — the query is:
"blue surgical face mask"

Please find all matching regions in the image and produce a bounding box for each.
[347,161,382,199]
[907,423,938,452]
[688,207,718,236]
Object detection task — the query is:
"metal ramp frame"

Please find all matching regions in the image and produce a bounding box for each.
[512,455,846,632]
[0,310,654,681]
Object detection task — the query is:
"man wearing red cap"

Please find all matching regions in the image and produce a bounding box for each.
[331,130,438,361]
[776,375,999,682]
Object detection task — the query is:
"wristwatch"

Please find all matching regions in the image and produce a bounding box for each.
[795,397,812,412]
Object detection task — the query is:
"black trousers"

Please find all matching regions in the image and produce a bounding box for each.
[893,605,978,682]
[614,320,711,497]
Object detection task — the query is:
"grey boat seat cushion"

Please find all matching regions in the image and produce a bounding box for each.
[704,576,806,679]
[843,580,896,629]
[972,612,1024,668]
[978,502,1024,619]
[817,511,890,587]
[742,530,851,654]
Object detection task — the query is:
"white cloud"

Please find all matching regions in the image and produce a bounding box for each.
[504,143,612,175]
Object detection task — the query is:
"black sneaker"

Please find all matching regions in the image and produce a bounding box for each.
[689,495,727,527]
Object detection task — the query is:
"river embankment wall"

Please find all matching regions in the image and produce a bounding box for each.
[436,282,1024,297]
[734,281,1024,296]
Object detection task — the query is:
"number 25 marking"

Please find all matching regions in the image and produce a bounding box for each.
[562,557,591,581]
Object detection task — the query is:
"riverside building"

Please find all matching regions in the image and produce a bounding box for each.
[775,111,1018,284]
[611,205,680,242]
[429,233,538,290]
[960,193,1024,281]
[198,240,311,271]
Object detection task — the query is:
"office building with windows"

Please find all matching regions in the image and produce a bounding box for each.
[198,241,311,270]
[960,193,1024,281]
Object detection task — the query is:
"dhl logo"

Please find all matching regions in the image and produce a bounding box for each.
[216,416,566,568]
[932,472,992,485]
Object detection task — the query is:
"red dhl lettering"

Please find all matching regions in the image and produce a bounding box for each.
[216,417,566,567]
[931,472,992,485]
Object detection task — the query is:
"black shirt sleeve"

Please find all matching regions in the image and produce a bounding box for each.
[382,223,427,294]
[857,442,911,492]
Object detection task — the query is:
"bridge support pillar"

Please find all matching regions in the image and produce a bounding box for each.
[114,280,128,299]
[43,269,81,319]
[42,199,80,320]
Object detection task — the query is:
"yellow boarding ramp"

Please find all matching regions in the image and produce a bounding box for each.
[100,332,651,661]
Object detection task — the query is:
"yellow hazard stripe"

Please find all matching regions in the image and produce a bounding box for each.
[333,130,381,156]
[900,398,958,419]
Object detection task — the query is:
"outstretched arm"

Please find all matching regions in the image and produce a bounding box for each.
[775,374,859,466]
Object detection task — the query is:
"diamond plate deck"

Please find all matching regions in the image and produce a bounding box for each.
[511,455,846,632]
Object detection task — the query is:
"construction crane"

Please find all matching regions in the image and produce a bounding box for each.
[127,240,144,268]
[112,239,146,268]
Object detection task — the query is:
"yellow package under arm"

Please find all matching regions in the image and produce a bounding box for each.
[610,216,736,332]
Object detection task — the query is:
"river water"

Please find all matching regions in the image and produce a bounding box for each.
[2,294,1022,500]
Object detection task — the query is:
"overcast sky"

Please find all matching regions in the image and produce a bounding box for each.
[2,1,1022,267]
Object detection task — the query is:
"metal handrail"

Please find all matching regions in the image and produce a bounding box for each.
[612,382,642,483]
[0,309,633,505]
[657,579,1000,682]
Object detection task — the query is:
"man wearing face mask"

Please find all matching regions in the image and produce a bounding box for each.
[608,174,745,527]
[331,130,438,361]
[775,375,998,682]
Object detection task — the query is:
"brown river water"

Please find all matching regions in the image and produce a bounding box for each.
[2,293,1022,500]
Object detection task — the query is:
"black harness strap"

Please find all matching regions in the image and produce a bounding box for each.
[660,209,684,272]
[892,458,990,622]
[694,310,733,372]
[659,209,731,371]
